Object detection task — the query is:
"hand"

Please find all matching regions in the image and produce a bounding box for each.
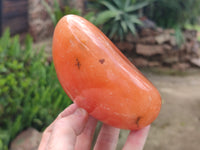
[38,104,150,150]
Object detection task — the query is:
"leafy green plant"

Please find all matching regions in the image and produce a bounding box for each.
[0,29,71,149]
[89,0,151,40]
[42,0,95,26]
[42,0,81,26]
[141,0,200,46]
[174,27,185,47]
[144,0,200,28]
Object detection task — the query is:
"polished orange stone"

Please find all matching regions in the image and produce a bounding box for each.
[53,15,161,130]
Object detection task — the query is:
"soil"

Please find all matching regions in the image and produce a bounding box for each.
[117,69,200,150]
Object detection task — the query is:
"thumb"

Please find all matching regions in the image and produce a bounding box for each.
[47,107,88,150]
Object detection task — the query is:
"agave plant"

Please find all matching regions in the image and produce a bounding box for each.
[93,0,151,40]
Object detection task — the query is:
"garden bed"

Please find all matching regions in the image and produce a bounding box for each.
[115,28,200,70]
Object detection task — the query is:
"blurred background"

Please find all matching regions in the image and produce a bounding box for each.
[0,0,200,150]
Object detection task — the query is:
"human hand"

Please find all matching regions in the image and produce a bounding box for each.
[38,104,150,150]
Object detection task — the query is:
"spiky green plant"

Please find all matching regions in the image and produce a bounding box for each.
[92,0,151,40]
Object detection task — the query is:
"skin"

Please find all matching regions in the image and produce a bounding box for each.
[38,104,150,150]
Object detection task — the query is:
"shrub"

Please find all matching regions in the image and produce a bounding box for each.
[42,0,81,26]
[0,29,72,149]
[42,0,95,26]
[88,0,152,40]
[143,0,200,28]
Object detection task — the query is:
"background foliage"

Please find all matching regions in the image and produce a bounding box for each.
[42,0,95,26]
[143,0,200,28]
[0,29,71,149]
[42,0,81,26]
[42,0,200,41]
[88,0,152,40]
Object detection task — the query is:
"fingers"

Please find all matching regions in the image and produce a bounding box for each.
[123,125,150,150]
[47,108,88,150]
[38,104,88,150]
[75,116,98,150]
[38,104,78,150]
[57,103,79,119]
[38,103,150,150]
[94,124,120,150]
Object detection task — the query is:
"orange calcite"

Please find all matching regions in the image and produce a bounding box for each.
[53,15,161,130]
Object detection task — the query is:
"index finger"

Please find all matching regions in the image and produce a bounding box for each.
[38,103,78,150]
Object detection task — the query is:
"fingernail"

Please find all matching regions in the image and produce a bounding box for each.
[74,108,87,116]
